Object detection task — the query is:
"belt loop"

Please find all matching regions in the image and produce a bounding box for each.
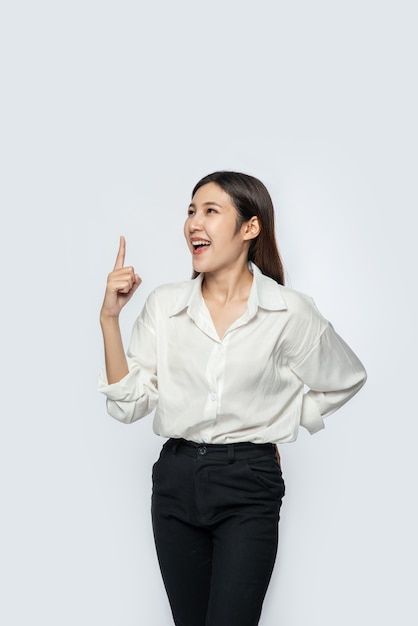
[227,444,235,464]
[171,439,178,454]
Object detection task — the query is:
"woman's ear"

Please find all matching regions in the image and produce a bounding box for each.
[243,216,261,241]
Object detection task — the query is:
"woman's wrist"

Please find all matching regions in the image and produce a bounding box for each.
[100,310,121,326]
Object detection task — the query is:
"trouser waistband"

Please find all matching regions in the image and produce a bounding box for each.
[168,438,276,463]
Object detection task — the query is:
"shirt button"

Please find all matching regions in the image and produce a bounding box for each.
[209,393,217,401]
[198,446,207,455]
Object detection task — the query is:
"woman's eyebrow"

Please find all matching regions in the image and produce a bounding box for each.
[188,201,223,208]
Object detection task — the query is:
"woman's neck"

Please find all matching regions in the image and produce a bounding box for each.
[202,263,253,305]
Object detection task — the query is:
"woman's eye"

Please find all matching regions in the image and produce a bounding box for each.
[207,208,217,214]
[187,209,195,216]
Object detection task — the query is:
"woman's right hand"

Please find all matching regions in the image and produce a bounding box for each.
[100,236,142,320]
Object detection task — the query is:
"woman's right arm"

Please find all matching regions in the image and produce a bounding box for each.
[100,236,142,384]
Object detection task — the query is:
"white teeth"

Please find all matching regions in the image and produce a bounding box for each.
[191,240,211,246]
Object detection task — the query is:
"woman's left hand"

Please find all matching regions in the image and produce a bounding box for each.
[274,445,281,467]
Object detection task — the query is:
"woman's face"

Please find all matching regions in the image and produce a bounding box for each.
[184,182,254,275]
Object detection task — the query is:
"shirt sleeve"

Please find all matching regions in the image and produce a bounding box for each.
[97,292,159,424]
[290,321,367,435]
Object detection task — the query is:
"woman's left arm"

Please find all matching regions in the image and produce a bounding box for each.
[291,323,367,434]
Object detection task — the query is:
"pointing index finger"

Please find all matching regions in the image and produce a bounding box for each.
[113,235,126,270]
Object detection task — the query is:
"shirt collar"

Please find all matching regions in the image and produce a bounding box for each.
[169,262,287,318]
[248,262,287,313]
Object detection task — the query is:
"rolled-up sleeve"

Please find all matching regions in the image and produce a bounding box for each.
[98,293,159,424]
[291,323,367,434]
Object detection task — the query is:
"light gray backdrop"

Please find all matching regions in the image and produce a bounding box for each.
[1,1,416,624]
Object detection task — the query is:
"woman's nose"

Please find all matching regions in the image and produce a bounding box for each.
[189,215,203,231]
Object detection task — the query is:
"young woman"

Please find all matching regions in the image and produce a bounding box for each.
[99,171,367,626]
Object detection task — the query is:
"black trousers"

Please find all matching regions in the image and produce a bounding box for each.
[151,438,285,626]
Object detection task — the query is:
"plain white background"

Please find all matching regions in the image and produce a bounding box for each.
[1,1,417,624]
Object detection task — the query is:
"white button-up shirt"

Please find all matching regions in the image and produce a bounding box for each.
[98,264,366,443]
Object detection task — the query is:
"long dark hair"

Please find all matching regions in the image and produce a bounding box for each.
[191,171,285,285]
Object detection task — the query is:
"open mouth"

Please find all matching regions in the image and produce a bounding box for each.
[191,239,211,253]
